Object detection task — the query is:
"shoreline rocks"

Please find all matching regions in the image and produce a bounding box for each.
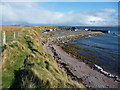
[41,30,103,45]
[43,44,119,88]
[42,30,119,88]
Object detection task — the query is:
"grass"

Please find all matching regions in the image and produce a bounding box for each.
[2,28,85,88]
[1,25,58,44]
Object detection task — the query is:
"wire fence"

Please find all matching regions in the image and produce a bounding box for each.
[0,27,25,56]
[1,28,24,46]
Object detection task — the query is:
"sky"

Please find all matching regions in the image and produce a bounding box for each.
[0,2,119,26]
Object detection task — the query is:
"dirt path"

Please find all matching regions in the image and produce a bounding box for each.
[43,44,119,88]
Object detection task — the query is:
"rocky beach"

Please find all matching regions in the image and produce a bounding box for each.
[42,30,119,88]
[41,30,103,45]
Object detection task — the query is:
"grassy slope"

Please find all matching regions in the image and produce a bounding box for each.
[2,29,85,88]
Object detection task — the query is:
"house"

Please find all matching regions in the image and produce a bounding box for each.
[50,29,53,31]
[85,28,89,31]
[75,29,78,31]
[71,27,77,31]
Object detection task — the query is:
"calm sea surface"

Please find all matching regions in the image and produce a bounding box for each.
[67,27,120,77]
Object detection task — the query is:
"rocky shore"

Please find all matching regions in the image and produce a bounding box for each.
[41,30,103,45]
[43,44,119,88]
[42,30,119,88]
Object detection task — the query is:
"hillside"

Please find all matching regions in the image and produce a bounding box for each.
[2,29,85,88]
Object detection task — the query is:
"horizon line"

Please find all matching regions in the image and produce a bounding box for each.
[1,24,119,27]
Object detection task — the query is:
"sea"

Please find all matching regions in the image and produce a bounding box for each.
[66,26,120,80]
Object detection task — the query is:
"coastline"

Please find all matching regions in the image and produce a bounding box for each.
[61,43,120,82]
[42,30,119,88]
[41,30,104,45]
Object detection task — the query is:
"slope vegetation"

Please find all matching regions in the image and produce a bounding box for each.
[2,29,85,88]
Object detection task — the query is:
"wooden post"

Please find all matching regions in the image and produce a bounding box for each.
[3,31,6,45]
[14,32,16,40]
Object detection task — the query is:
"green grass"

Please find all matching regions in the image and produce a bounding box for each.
[2,29,85,88]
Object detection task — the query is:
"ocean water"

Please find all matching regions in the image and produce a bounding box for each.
[67,27,120,78]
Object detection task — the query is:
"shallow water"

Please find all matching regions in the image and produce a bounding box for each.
[67,27,120,78]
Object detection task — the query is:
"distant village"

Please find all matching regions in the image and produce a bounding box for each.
[40,27,79,34]
[31,26,111,34]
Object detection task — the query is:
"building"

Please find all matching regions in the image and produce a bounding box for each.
[71,27,77,31]
[85,28,89,31]
[75,29,78,31]
[50,29,53,31]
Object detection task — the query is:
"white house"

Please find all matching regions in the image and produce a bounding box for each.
[50,29,53,31]
[85,28,89,31]
[75,29,78,31]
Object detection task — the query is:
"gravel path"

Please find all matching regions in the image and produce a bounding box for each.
[43,44,119,88]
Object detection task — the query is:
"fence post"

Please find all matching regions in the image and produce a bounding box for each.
[3,31,6,45]
[14,32,16,40]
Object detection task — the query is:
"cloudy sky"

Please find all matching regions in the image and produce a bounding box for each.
[1,2,118,26]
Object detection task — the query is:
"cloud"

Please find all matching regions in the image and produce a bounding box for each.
[1,3,118,26]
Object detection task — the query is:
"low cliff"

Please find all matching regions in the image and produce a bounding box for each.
[2,30,85,88]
